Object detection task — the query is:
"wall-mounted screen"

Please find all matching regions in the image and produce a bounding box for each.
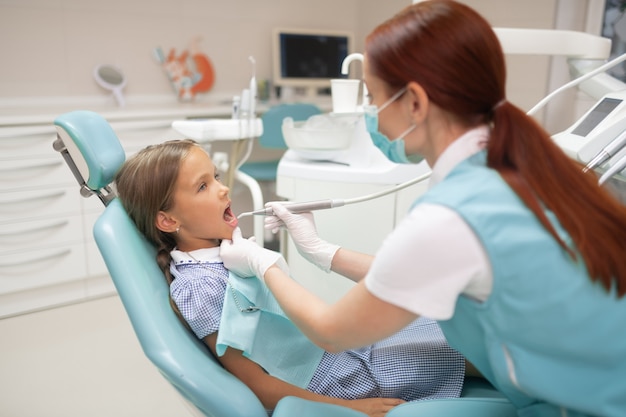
[273,28,353,95]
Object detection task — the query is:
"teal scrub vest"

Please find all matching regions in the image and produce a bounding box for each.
[415,151,626,417]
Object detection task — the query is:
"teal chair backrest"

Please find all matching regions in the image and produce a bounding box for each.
[93,199,268,417]
[53,110,268,417]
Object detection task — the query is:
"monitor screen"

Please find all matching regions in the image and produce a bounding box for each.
[273,28,353,92]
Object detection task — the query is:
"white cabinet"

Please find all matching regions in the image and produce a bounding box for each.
[0,124,89,317]
[0,100,235,318]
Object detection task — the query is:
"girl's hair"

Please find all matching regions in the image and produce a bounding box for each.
[114,139,200,284]
[366,0,626,296]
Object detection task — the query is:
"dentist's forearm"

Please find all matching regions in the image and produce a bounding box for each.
[263,262,414,353]
[263,265,351,353]
[330,248,373,282]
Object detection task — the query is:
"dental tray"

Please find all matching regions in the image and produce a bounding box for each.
[282,114,357,151]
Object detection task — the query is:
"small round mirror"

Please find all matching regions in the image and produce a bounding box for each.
[94,64,127,107]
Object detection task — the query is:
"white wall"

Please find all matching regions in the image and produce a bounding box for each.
[0,0,365,100]
[0,0,601,132]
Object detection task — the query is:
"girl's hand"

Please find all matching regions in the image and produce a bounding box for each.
[343,397,405,417]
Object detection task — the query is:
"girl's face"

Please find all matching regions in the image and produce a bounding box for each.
[160,146,238,251]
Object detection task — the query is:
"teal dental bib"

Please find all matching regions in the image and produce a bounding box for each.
[216,272,324,388]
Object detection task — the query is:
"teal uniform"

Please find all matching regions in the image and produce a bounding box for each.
[415,151,626,417]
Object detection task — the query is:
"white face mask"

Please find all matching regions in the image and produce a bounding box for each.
[363,87,422,164]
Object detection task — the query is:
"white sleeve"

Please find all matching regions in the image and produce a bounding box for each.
[364,203,492,320]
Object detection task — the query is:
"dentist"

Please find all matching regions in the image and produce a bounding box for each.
[221,1,626,416]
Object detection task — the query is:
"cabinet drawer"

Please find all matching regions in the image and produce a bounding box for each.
[0,156,74,191]
[0,243,87,295]
[0,126,57,158]
[0,215,84,252]
[0,186,81,223]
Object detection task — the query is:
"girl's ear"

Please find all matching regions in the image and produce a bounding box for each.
[407,81,429,124]
[156,211,178,233]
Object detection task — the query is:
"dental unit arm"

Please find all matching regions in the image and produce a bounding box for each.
[494,27,626,184]
[547,54,626,184]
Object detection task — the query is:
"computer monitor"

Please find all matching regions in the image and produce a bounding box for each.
[272,27,353,96]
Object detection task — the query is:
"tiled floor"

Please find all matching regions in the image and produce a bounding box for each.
[0,295,195,417]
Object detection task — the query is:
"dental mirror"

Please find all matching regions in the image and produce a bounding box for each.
[94,64,127,107]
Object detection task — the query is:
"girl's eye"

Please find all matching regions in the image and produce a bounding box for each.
[198,182,207,192]
[215,173,222,182]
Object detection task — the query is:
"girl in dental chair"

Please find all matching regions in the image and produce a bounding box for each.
[114,139,469,417]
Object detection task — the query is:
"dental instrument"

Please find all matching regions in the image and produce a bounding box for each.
[238,199,344,219]
[237,171,431,219]
[524,49,626,184]
[599,153,626,185]
[583,127,626,173]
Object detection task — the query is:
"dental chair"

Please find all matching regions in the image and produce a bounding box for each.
[52,110,516,417]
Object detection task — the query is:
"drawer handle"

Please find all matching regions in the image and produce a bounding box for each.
[0,190,66,206]
[0,220,69,239]
[0,248,71,268]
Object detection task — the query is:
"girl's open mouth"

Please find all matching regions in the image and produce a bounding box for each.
[223,204,238,227]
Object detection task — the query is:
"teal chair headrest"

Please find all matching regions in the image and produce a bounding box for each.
[54,110,125,191]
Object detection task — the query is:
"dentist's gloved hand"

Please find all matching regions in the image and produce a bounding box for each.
[264,202,340,273]
[220,228,289,282]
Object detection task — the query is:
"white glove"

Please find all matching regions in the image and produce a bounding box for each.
[264,202,339,273]
[220,228,289,282]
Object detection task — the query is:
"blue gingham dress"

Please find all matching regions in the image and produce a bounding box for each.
[170,248,465,402]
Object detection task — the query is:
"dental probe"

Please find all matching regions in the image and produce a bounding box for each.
[237,171,432,219]
[237,200,345,219]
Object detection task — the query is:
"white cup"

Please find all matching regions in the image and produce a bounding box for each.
[331,79,360,113]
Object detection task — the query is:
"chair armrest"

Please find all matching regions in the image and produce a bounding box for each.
[273,396,367,417]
